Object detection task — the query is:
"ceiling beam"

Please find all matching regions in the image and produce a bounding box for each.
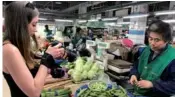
[39,9,78,19]
[61,1,106,13]
[79,1,162,18]
[43,1,52,8]
[38,9,77,17]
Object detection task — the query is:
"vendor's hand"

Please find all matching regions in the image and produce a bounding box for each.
[137,80,153,89]
[45,44,65,58]
[129,75,138,85]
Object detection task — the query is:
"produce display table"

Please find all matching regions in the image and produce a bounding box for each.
[43,78,134,97]
[43,78,89,96]
[64,81,88,95]
[42,56,133,97]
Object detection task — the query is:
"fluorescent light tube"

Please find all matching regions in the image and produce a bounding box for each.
[55,19,73,22]
[88,19,98,22]
[39,18,47,20]
[78,20,87,23]
[163,19,175,23]
[155,10,175,16]
[102,17,118,21]
[123,14,148,19]
[105,23,116,26]
[117,22,131,24]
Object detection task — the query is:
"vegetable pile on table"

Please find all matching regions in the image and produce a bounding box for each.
[88,81,107,91]
[64,62,75,70]
[77,81,128,97]
[67,57,103,82]
[41,88,72,97]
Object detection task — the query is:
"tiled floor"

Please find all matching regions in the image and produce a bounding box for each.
[3,77,11,97]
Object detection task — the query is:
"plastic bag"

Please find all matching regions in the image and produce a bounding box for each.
[97,72,112,84]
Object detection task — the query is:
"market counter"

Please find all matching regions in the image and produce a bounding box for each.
[43,78,88,96]
[42,78,133,97]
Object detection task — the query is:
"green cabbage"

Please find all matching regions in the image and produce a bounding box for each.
[88,70,96,79]
[91,63,99,72]
[83,58,93,71]
[81,70,88,80]
[72,74,82,82]
[68,69,74,75]
[74,57,85,72]
[72,71,82,82]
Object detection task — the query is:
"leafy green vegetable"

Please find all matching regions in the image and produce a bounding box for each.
[83,58,93,71]
[68,69,74,75]
[82,70,88,80]
[69,57,102,82]
[87,70,96,79]
[72,71,82,82]
[74,57,85,72]
[89,81,107,91]
[91,63,99,72]
[77,84,128,97]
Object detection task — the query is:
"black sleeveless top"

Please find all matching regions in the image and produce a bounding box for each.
[3,67,39,97]
[3,42,40,97]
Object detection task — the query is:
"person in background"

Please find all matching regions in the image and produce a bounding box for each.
[62,27,73,38]
[121,36,134,49]
[3,2,65,97]
[129,20,175,97]
[62,27,72,46]
[88,28,93,40]
[112,35,119,40]
[66,27,73,38]
[102,30,108,40]
[120,30,127,38]
[102,30,113,41]
[44,24,52,36]
[71,27,82,47]
[81,28,91,41]
[44,24,53,41]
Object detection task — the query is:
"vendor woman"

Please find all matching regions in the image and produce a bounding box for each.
[129,20,175,97]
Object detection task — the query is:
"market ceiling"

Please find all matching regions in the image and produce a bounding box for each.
[3,1,169,19]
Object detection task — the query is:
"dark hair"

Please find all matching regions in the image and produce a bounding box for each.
[76,27,82,33]
[63,27,68,36]
[3,1,39,68]
[147,20,172,42]
[45,24,49,30]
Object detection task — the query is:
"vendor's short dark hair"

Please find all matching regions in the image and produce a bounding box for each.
[147,20,172,42]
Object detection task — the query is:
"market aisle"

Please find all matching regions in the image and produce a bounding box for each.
[3,77,11,97]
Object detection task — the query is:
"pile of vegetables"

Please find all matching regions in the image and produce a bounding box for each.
[41,88,72,97]
[77,82,128,97]
[64,62,75,70]
[89,81,107,91]
[67,57,102,82]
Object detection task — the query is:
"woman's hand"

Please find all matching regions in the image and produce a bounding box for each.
[136,80,153,88]
[45,43,65,58]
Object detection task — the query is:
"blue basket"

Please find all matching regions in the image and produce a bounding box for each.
[74,84,133,97]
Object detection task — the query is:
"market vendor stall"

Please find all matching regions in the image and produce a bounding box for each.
[43,78,88,96]
[42,77,135,97]
[40,54,134,97]
[37,37,135,97]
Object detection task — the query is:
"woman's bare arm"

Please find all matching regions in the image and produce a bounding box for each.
[3,44,48,97]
